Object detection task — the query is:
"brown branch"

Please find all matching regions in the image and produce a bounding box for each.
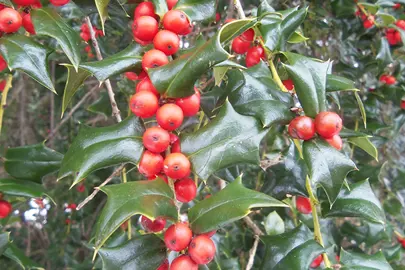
[85,17,122,123]
[76,164,126,211]
[233,0,246,19]
[243,216,263,270]
[243,216,264,236]
[45,85,99,142]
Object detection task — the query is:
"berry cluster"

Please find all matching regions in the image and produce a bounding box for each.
[288,111,343,150]
[231,27,265,67]
[79,23,104,58]
[386,20,405,46]
[355,8,374,29]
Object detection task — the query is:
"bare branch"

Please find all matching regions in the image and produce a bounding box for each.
[243,216,264,236]
[246,235,260,270]
[233,0,246,19]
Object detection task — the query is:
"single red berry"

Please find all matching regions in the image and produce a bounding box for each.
[170,255,198,270]
[76,183,85,193]
[141,215,166,232]
[335,255,340,262]
[396,20,405,30]
[80,23,89,33]
[288,116,316,141]
[0,5,3,11]
[120,220,129,231]
[163,10,190,35]
[314,112,343,139]
[12,0,37,5]
[163,153,191,179]
[174,178,197,203]
[215,13,220,22]
[130,91,159,118]
[164,223,193,251]
[139,150,164,177]
[296,196,312,214]
[189,235,216,265]
[310,254,323,268]
[179,23,193,35]
[0,80,6,93]
[282,79,295,91]
[157,259,169,270]
[201,230,217,238]
[385,75,397,85]
[142,49,169,70]
[125,72,138,80]
[0,8,22,33]
[136,77,160,96]
[156,104,184,131]
[134,2,155,19]
[363,16,374,29]
[232,36,251,54]
[0,55,6,72]
[166,0,178,10]
[0,200,11,218]
[386,29,399,45]
[67,203,77,210]
[49,0,70,6]
[80,32,91,42]
[394,3,401,9]
[170,133,179,144]
[240,29,255,42]
[22,13,35,34]
[143,126,171,153]
[325,135,343,150]
[401,100,405,109]
[148,174,169,184]
[175,91,200,116]
[153,30,180,56]
[132,16,159,42]
[246,45,264,67]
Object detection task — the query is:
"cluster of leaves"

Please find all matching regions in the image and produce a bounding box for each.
[0,0,403,269]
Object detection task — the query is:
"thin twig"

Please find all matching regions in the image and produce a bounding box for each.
[243,216,264,236]
[246,235,260,270]
[76,164,126,211]
[233,0,246,19]
[85,17,122,123]
[46,85,99,141]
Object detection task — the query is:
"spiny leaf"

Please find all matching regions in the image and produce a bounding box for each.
[0,179,52,200]
[340,249,393,270]
[174,0,216,22]
[348,136,378,160]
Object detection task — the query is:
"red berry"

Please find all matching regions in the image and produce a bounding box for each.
[164,223,193,251]
[0,200,11,218]
[140,215,166,232]
[142,49,169,70]
[148,174,169,184]
[288,116,316,141]
[232,36,251,54]
[0,80,6,92]
[67,203,77,210]
[240,29,255,42]
[133,16,159,42]
[395,31,402,44]
[163,10,190,35]
[188,235,216,265]
[12,0,37,5]
[170,255,198,270]
[156,104,184,131]
[157,259,169,270]
[22,13,35,34]
[0,8,22,33]
[166,0,178,10]
[136,77,160,96]
[134,36,151,46]
[134,2,155,19]
[80,32,91,42]
[170,133,179,144]
[84,46,91,53]
[49,0,70,6]
[325,135,343,150]
[143,126,170,153]
[76,183,85,192]
[0,55,6,72]
[396,20,405,30]
[170,133,181,153]
[175,91,200,116]
[125,72,138,80]
[401,100,405,109]
[282,79,295,91]
[215,13,220,22]
[363,16,374,29]
[296,196,312,214]
[179,23,193,35]
[310,254,323,268]
[314,112,343,139]
[139,150,164,177]
[130,91,159,118]
[394,3,401,9]
[245,45,264,67]
[174,178,197,203]
[163,153,191,179]
[385,75,397,85]
[225,18,235,24]
[153,30,180,56]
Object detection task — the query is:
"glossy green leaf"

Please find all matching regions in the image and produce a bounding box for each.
[61,65,92,116]
[188,176,286,233]
[358,2,378,14]
[94,179,177,250]
[340,249,393,270]
[3,243,43,270]
[258,0,275,15]
[98,234,166,270]
[339,128,370,138]
[31,8,81,70]
[377,12,396,26]
[354,91,367,128]
[148,18,256,97]
[383,244,402,262]
[0,34,54,93]
[303,139,357,204]
[259,7,307,51]
[321,180,385,224]
[287,31,308,44]
[213,66,230,86]
[4,143,63,183]
[58,116,145,186]
[0,232,10,256]
[0,179,51,199]
[260,224,324,270]
[175,0,216,22]
[0,0,12,7]
[263,211,285,235]
[228,63,294,127]
[326,74,357,92]
[80,43,143,82]
[348,136,378,160]
[376,38,393,66]
[283,52,330,118]
[95,0,110,32]
[181,101,268,180]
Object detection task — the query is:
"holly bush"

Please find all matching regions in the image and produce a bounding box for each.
[0,0,404,269]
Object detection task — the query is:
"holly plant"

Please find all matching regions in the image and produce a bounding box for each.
[0,0,404,269]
